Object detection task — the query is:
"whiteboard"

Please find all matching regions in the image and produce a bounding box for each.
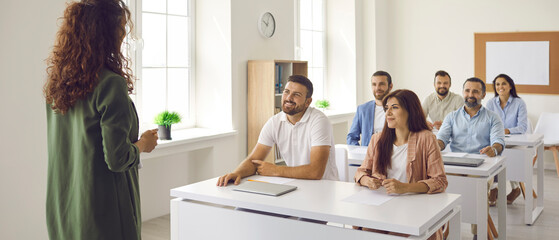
[486,41,549,86]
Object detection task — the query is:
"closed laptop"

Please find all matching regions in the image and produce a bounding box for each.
[232,181,297,196]
[442,156,485,167]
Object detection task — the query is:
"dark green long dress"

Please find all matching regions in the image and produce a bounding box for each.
[46,69,142,240]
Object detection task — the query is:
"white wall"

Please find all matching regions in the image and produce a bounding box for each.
[230,0,296,160]
[0,0,66,238]
[367,0,559,169]
[196,0,233,130]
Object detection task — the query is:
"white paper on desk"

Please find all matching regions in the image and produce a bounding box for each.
[442,152,467,158]
[246,175,295,184]
[343,188,394,206]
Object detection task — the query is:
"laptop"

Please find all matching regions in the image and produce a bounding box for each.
[232,181,297,196]
[442,156,485,167]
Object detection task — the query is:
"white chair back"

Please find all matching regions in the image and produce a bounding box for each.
[534,112,559,145]
[334,145,349,182]
[526,118,533,134]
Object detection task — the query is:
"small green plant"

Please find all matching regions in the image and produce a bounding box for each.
[154,110,182,127]
[315,99,330,109]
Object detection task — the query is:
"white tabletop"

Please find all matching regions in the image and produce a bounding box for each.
[442,154,505,176]
[504,133,544,146]
[171,178,461,236]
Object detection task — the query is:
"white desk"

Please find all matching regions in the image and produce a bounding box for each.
[170,178,462,240]
[502,133,545,225]
[443,155,507,240]
[342,144,507,240]
[346,145,368,181]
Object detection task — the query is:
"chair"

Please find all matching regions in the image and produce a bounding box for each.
[335,145,349,182]
[533,112,559,177]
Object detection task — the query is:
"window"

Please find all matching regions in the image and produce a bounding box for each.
[125,0,195,129]
[297,0,326,101]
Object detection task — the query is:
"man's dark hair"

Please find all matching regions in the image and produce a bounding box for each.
[372,71,392,86]
[434,70,451,83]
[463,77,486,94]
[287,75,313,98]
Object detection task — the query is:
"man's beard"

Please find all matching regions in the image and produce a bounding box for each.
[437,87,448,97]
[464,97,480,108]
[374,90,389,101]
[283,100,306,115]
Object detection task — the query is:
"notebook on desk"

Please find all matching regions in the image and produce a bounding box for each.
[442,156,485,167]
[232,181,297,196]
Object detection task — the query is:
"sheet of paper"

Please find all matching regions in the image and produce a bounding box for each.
[343,188,394,206]
[442,152,467,158]
[246,175,295,184]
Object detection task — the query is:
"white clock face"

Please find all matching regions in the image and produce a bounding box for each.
[259,12,275,38]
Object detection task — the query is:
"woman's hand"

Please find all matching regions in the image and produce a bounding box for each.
[135,129,158,153]
[382,179,408,194]
[360,176,383,190]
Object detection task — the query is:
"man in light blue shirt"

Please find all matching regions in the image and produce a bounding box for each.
[347,71,393,146]
[437,77,505,156]
[436,77,505,240]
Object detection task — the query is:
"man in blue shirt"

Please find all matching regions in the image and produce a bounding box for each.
[437,77,505,155]
[436,77,505,240]
[347,71,393,146]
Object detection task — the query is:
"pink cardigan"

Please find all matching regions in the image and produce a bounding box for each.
[354,129,448,194]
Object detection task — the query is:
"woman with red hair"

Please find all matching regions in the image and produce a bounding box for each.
[353,89,448,240]
[44,1,158,239]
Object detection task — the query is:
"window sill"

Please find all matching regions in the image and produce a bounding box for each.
[323,109,355,124]
[140,128,238,160]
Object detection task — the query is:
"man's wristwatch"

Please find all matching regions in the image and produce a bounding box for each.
[491,146,498,156]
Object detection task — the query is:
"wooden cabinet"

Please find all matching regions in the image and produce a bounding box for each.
[247,60,308,163]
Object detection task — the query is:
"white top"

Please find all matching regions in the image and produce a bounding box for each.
[258,107,338,180]
[373,104,385,134]
[171,178,462,236]
[387,144,408,182]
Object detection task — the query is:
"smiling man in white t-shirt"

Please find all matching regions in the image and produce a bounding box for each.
[217,75,338,186]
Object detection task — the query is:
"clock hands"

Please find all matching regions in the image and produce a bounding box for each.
[263,15,269,26]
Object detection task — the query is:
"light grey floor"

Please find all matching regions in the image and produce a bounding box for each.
[142,169,559,240]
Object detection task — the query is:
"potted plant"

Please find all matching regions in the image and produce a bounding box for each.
[154,110,182,140]
[315,99,330,111]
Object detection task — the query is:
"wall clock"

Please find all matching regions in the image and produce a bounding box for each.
[258,12,276,38]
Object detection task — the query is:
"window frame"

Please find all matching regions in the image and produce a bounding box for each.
[295,0,327,101]
[127,0,196,129]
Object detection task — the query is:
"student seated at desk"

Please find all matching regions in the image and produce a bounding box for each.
[217,75,338,186]
[436,77,505,240]
[347,71,393,146]
[354,89,448,240]
[486,73,528,204]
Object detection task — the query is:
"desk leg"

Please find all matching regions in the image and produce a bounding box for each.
[529,143,545,225]
[476,178,488,240]
[525,146,534,225]
[170,198,181,240]
[497,169,507,240]
[448,206,461,240]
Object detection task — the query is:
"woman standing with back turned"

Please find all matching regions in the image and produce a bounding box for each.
[44,0,158,239]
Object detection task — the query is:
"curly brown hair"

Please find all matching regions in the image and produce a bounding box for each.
[44,0,134,114]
